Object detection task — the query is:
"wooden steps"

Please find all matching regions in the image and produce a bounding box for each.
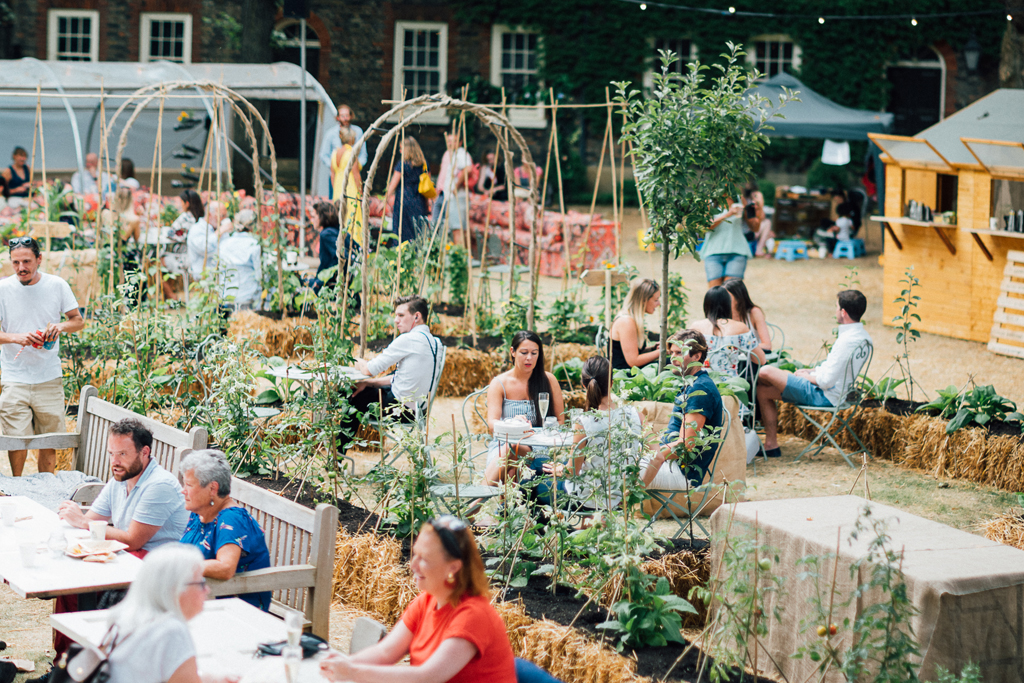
[989,249,1024,359]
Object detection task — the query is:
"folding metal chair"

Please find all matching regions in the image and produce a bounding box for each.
[429,386,501,516]
[643,404,732,539]
[369,343,447,467]
[793,340,873,467]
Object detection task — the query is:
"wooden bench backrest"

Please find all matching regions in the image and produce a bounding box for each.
[228,477,337,633]
[75,386,208,480]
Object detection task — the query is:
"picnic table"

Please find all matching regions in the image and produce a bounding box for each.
[52,597,330,682]
[0,496,142,598]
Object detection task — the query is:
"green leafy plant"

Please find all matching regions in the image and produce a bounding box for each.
[863,377,906,402]
[919,382,1024,434]
[615,44,789,370]
[445,242,469,307]
[665,273,690,336]
[888,266,924,401]
[614,364,682,403]
[598,568,697,650]
[544,286,592,343]
[553,358,583,386]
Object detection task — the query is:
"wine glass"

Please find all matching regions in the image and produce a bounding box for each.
[537,392,550,428]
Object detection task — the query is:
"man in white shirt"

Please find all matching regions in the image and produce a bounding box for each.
[187,201,230,280]
[319,104,367,197]
[432,132,472,234]
[69,153,115,195]
[340,295,444,455]
[0,237,84,475]
[756,290,872,458]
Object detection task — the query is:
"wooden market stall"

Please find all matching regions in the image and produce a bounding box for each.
[870,89,1024,357]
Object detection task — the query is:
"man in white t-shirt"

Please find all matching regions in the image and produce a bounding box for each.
[0,237,84,475]
[432,132,473,234]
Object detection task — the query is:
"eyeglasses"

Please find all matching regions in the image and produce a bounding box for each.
[428,516,467,559]
[9,237,36,249]
[186,579,209,591]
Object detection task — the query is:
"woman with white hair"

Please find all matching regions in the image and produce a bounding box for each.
[103,543,231,683]
[179,449,271,610]
[216,209,262,310]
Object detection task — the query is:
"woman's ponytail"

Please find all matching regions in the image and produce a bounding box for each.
[581,356,611,411]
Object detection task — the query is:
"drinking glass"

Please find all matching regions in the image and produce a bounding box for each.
[47,529,67,558]
[537,392,550,423]
[543,417,558,435]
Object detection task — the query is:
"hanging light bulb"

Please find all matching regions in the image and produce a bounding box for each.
[1009,14,1014,21]
[911,17,918,26]
[728,6,736,14]
[640,2,647,8]
[818,17,825,24]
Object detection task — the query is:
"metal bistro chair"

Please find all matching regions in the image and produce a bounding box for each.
[767,322,785,358]
[369,342,447,468]
[643,404,732,540]
[429,386,501,516]
[793,340,873,468]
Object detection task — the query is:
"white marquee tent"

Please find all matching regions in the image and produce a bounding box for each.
[0,59,336,196]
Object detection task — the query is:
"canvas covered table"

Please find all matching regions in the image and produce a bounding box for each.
[709,496,1024,683]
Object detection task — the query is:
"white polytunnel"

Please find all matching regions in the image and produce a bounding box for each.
[0,59,336,196]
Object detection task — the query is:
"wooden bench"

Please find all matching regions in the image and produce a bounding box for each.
[208,477,338,639]
[3,384,338,638]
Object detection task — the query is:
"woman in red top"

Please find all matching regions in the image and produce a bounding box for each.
[320,516,517,683]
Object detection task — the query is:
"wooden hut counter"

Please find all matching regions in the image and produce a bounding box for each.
[870,89,1024,358]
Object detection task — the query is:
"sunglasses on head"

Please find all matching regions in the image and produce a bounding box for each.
[9,237,36,249]
[428,516,467,559]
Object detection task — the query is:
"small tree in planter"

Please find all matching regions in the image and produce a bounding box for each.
[615,45,791,369]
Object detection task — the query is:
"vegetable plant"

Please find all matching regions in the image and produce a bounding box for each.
[598,568,697,650]
[614,364,682,403]
[919,383,1024,434]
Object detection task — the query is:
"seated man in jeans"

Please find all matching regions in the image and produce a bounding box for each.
[340,295,444,455]
[756,289,872,458]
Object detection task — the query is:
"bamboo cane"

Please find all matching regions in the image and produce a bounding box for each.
[548,89,568,289]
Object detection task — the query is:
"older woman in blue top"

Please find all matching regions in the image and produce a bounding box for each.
[179,449,272,610]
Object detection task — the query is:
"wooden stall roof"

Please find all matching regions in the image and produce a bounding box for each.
[885,89,1024,170]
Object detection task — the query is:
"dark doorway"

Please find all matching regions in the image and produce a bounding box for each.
[886,65,942,136]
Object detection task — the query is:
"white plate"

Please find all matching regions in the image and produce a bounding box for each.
[66,540,129,558]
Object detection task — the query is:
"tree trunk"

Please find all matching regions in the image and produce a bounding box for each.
[660,225,670,372]
[240,0,275,64]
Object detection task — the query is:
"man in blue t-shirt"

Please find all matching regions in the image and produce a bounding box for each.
[641,330,724,488]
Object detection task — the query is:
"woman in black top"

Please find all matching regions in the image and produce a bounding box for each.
[610,278,661,371]
[1,147,31,198]
[384,137,430,243]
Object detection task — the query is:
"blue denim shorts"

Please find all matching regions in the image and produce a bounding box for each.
[703,253,748,281]
[782,374,834,408]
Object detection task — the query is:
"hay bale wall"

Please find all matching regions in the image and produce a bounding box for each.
[981,511,1024,550]
[778,404,1024,492]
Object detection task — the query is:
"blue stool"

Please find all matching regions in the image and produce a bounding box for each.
[775,240,809,261]
[833,238,865,259]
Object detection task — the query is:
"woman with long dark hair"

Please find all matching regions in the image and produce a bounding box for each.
[689,286,765,377]
[539,356,642,510]
[723,279,771,351]
[484,331,564,486]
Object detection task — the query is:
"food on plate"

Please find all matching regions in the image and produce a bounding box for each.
[83,552,116,563]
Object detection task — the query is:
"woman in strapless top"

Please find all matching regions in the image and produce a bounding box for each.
[484,330,564,486]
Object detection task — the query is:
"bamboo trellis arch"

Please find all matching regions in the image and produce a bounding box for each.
[338,95,541,353]
[106,80,288,314]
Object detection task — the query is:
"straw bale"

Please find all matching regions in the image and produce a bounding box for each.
[980,511,1024,551]
[332,528,418,624]
[430,314,468,338]
[516,617,639,683]
[437,347,494,397]
[55,416,78,471]
[228,310,315,358]
[547,344,600,371]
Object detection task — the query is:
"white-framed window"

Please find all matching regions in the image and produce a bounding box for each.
[140,13,192,64]
[644,37,699,90]
[47,9,99,62]
[392,21,448,124]
[749,35,802,78]
[490,25,545,128]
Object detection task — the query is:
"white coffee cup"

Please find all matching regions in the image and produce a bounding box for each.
[19,541,38,567]
[285,251,298,265]
[89,520,108,541]
[0,500,16,527]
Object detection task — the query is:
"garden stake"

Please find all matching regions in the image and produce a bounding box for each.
[452,415,461,519]
[753,511,759,679]
[581,105,611,277]
[456,86,478,340]
[548,89,568,289]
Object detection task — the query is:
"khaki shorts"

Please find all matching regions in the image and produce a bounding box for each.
[0,379,66,437]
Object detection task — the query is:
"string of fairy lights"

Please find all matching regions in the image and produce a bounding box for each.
[616,0,1013,25]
